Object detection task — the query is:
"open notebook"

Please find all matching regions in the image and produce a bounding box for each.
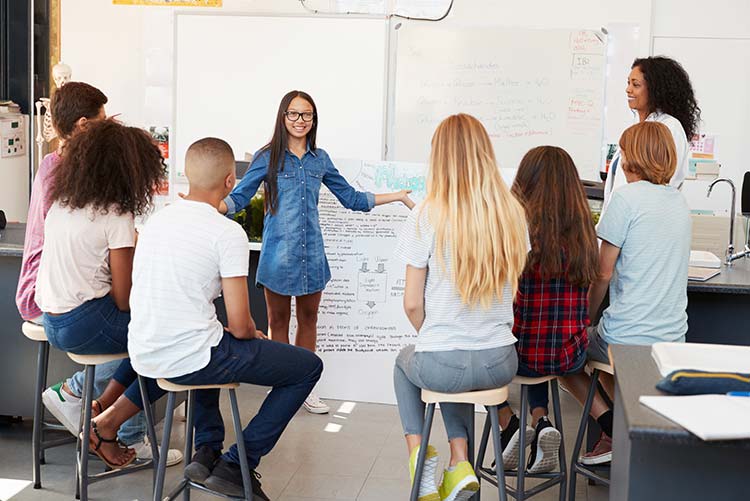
[640,395,750,441]
[652,342,750,378]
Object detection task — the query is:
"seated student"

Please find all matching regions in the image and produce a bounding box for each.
[561,121,691,465]
[35,119,168,468]
[96,137,321,499]
[495,146,599,474]
[393,114,529,501]
[14,83,171,461]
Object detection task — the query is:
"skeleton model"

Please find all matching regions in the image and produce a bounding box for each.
[35,62,72,165]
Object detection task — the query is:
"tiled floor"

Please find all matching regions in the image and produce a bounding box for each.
[0,384,608,500]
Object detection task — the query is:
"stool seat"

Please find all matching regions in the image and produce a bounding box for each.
[67,352,128,365]
[22,322,47,342]
[421,387,509,406]
[587,361,613,375]
[157,379,240,392]
[512,374,557,385]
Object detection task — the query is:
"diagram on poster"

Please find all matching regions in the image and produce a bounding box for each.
[289,159,427,404]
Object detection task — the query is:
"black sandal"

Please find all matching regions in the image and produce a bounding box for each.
[86,421,136,469]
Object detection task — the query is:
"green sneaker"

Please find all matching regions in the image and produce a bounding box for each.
[438,461,479,501]
[409,445,440,501]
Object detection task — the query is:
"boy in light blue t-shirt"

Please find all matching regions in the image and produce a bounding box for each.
[561,121,691,466]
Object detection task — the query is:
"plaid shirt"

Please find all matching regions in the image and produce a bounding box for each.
[513,266,590,374]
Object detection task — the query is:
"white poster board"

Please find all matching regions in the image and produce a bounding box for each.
[289,159,427,404]
[392,25,607,181]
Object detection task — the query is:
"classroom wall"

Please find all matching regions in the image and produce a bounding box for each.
[60,0,748,217]
[60,0,653,130]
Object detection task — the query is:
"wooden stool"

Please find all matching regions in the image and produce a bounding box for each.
[477,375,567,501]
[67,351,159,501]
[568,361,614,501]
[411,387,511,501]
[22,322,76,489]
[153,379,253,501]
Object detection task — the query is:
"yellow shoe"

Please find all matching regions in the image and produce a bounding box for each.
[409,445,440,501]
[438,461,479,501]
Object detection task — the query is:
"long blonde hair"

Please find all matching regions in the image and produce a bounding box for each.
[422,114,528,308]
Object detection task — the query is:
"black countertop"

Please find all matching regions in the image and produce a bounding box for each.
[3,218,750,294]
[610,344,750,449]
[687,258,750,294]
[0,223,25,257]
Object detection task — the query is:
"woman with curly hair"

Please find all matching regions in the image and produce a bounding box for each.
[36,119,167,468]
[603,56,701,209]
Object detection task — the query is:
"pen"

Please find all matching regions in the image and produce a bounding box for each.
[726,392,750,397]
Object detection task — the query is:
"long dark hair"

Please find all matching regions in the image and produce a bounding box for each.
[632,56,701,140]
[263,90,318,213]
[50,120,167,216]
[511,146,599,287]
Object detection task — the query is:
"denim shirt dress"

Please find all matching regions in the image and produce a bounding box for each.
[224,146,375,297]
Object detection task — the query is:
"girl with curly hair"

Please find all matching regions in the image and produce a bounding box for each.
[36,119,167,468]
[603,56,701,209]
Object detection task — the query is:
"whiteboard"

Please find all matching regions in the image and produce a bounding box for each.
[174,13,387,179]
[288,158,426,404]
[653,37,750,213]
[391,25,607,181]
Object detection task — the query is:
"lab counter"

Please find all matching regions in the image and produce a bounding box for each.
[609,345,750,500]
[0,223,81,417]
[686,258,750,345]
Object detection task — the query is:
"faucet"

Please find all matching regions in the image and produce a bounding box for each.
[706,178,749,265]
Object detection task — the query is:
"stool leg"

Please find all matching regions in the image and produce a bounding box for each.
[228,389,252,501]
[475,413,492,498]
[488,405,508,501]
[468,409,479,501]
[32,341,48,489]
[476,412,492,472]
[183,390,196,501]
[550,380,567,501]
[138,375,159,486]
[410,403,436,501]
[79,364,95,501]
[517,385,529,501]
[568,369,600,501]
[39,341,51,466]
[154,391,176,501]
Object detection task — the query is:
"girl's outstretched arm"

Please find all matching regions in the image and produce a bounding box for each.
[375,190,414,209]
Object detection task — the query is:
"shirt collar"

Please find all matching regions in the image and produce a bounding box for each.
[286,143,317,158]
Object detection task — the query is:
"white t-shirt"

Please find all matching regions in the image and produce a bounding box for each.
[128,200,250,379]
[394,202,517,352]
[603,111,690,213]
[36,203,135,314]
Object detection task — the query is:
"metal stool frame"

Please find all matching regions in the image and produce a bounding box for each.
[24,322,76,490]
[411,388,510,501]
[71,354,159,501]
[153,382,253,501]
[476,378,567,501]
[568,365,613,501]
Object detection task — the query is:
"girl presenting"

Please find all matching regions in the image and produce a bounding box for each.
[223,90,413,413]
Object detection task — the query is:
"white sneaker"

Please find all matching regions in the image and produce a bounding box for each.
[131,437,183,467]
[42,381,81,436]
[303,392,330,414]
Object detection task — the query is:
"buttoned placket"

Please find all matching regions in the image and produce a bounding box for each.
[299,153,308,294]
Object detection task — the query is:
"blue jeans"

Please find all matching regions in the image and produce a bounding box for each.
[499,349,588,413]
[394,345,518,441]
[44,295,155,444]
[67,361,145,445]
[168,332,323,469]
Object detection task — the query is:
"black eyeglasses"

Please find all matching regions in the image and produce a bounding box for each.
[284,111,315,122]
